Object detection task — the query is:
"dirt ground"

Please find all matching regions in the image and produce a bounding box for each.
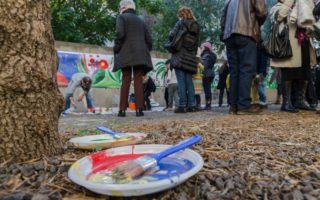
[1,105,320,200]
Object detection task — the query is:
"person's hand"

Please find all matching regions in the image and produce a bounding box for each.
[77,96,83,102]
[77,93,85,102]
[283,0,295,7]
[258,74,264,83]
[71,101,77,108]
[70,98,77,108]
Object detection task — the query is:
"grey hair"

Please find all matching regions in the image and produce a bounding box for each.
[120,0,136,12]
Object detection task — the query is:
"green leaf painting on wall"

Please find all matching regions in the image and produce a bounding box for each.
[77,55,87,73]
[264,68,277,89]
[92,69,122,88]
[155,61,166,78]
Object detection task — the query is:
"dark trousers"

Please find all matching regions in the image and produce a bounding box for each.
[119,67,144,110]
[306,69,318,106]
[164,87,169,108]
[225,35,257,109]
[316,67,320,100]
[202,77,213,100]
[219,88,229,106]
[277,83,282,96]
[195,94,201,107]
[144,92,151,110]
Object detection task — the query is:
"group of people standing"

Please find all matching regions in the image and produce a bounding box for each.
[113,1,218,116]
[220,0,320,115]
[63,0,320,116]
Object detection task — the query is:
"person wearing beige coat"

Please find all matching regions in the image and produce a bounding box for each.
[270,0,317,112]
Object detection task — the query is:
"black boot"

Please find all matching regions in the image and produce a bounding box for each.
[118,110,126,117]
[295,81,316,111]
[204,98,212,110]
[174,107,186,113]
[281,81,299,113]
[136,108,144,117]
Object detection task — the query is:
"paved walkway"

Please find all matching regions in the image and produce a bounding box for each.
[59,104,281,132]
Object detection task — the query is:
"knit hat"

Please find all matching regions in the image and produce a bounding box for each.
[119,0,136,13]
[201,42,212,50]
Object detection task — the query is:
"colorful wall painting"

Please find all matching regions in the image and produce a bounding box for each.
[57,51,276,90]
[57,51,166,88]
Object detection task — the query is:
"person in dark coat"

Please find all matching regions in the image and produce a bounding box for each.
[200,42,217,110]
[314,0,320,16]
[113,0,153,117]
[167,7,200,113]
[143,76,156,111]
[217,61,230,107]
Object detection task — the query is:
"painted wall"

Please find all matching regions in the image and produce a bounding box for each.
[55,41,277,109]
[57,51,167,88]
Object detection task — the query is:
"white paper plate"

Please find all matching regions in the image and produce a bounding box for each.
[68,133,147,150]
[68,144,203,196]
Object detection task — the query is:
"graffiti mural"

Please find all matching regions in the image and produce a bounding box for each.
[57,51,277,90]
[57,51,166,88]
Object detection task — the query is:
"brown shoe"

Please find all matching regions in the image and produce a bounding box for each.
[317,110,320,114]
[237,106,263,115]
[229,106,237,115]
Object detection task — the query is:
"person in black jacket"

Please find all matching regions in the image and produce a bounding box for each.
[201,42,217,110]
[167,7,200,113]
[314,0,320,16]
[113,0,153,117]
[143,76,156,111]
[217,61,230,107]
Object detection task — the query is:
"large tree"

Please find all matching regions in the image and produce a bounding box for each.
[50,0,162,45]
[51,0,117,45]
[0,0,64,162]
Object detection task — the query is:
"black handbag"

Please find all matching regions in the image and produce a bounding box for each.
[170,51,197,74]
[314,2,320,17]
[263,13,293,59]
[164,23,186,53]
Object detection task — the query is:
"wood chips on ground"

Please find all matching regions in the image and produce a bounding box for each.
[0,112,320,200]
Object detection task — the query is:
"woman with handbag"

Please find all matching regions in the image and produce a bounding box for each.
[269,0,317,112]
[166,7,200,113]
[113,0,153,117]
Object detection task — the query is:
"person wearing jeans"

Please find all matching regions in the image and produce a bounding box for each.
[258,80,267,103]
[225,35,260,113]
[64,73,94,113]
[166,7,200,113]
[175,68,196,111]
[257,47,269,106]
[220,0,266,114]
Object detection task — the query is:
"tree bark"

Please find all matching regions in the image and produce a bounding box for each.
[0,0,64,162]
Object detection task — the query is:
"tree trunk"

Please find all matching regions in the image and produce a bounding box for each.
[0,0,64,162]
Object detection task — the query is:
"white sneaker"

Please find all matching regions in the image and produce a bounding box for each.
[259,101,267,106]
[150,99,160,107]
[63,107,75,114]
